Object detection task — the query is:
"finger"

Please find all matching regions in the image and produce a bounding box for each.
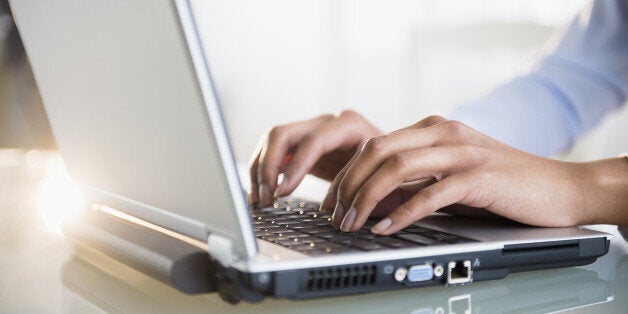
[340,146,473,232]
[279,112,371,198]
[323,152,358,208]
[371,175,470,235]
[335,121,475,226]
[257,115,332,205]
[325,151,359,227]
[248,145,263,206]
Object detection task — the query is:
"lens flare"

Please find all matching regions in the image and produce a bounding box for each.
[37,157,84,235]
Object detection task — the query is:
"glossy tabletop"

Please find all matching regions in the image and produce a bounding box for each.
[1,149,626,313]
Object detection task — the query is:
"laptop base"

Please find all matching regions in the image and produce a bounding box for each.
[61,209,608,304]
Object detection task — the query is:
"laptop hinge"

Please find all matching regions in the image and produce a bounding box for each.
[207,233,234,267]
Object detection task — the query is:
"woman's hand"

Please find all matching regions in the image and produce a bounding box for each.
[327,116,628,234]
[248,110,381,207]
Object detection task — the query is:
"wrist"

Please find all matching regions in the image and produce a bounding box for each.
[580,158,628,225]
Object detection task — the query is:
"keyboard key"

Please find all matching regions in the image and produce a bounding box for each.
[326,247,358,254]
[354,228,373,234]
[349,240,383,251]
[445,237,473,244]
[328,235,359,244]
[263,235,292,242]
[275,221,301,226]
[290,223,317,229]
[405,226,431,233]
[276,240,300,247]
[311,221,331,227]
[316,232,342,240]
[319,246,356,254]
[356,233,378,240]
[314,242,346,250]
[255,207,276,213]
[260,224,284,229]
[300,237,327,244]
[293,243,318,251]
[425,233,455,241]
[268,228,294,235]
[300,228,329,235]
[373,237,416,248]
[254,230,269,237]
[285,233,310,239]
[284,215,303,219]
[270,211,294,216]
[396,234,437,245]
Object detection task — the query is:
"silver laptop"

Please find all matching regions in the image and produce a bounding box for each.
[10,0,611,304]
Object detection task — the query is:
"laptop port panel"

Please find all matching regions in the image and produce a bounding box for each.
[265,238,609,301]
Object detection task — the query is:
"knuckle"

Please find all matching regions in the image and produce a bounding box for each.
[337,109,361,120]
[355,186,379,207]
[336,187,349,204]
[397,204,417,220]
[257,161,277,178]
[301,133,322,151]
[420,187,440,205]
[458,144,483,163]
[362,136,387,156]
[443,120,469,137]
[420,115,446,127]
[267,126,287,141]
[387,153,411,170]
[319,113,334,120]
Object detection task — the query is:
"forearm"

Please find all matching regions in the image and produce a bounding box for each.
[449,0,628,157]
[579,157,628,226]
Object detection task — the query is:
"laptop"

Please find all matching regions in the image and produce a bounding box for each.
[10,0,611,304]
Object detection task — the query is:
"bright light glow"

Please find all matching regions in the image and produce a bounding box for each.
[37,156,84,235]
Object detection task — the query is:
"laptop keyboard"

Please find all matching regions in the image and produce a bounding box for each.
[251,199,475,255]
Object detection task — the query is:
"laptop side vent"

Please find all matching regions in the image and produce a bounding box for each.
[306,265,377,291]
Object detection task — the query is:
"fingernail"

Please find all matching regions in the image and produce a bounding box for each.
[331,203,344,227]
[371,218,392,234]
[340,207,357,232]
[259,183,270,206]
[274,176,287,198]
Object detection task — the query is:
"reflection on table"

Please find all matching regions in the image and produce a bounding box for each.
[62,246,618,314]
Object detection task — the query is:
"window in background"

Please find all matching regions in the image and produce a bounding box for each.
[193,0,625,165]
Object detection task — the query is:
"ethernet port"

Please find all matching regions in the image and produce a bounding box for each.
[447,261,472,285]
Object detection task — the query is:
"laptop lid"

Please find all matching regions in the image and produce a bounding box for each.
[10,0,258,260]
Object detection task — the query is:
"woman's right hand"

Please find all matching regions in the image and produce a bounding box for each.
[248,110,381,207]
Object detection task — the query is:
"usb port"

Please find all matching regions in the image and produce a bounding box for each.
[447,261,472,285]
[407,264,433,282]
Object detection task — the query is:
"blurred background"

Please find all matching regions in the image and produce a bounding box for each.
[1,0,626,164]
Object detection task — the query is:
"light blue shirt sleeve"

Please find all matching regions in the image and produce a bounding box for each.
[448,0,628,157]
